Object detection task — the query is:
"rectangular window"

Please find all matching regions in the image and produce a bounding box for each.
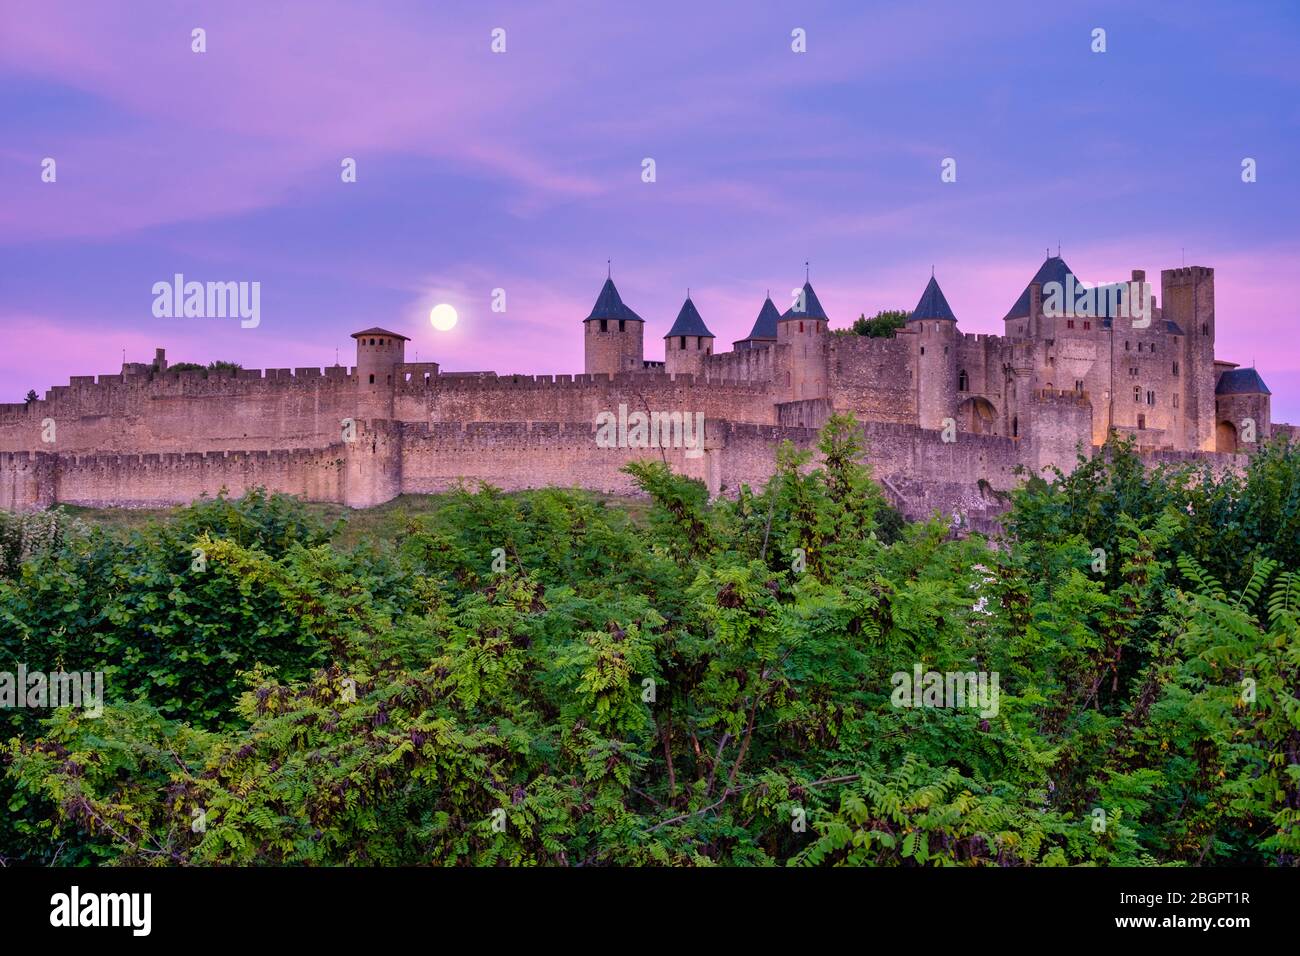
[1173,393,1179,408]
[1134,386,1140,402]
[1146,390,1155,405]
[619,320,625,332]
[1067,319,1075,329]
[1083,320,1091,331]
[1173,361,1179,375]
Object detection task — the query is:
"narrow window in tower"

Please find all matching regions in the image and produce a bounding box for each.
[1012,416,1018,437]
[799,322,804,333]
[1125,341,1130,351]
[1173,361,1179,375]
[958,370,968,391]
[619,320,625,332]
[920,347,925,355]
[369,374,375,384]
[680,336,686,349]
[1067,319,1075,329]
[1173,393,1179,408]
[1083,320,1091,331]
[1147,390,1155,405]
[1133,386,1140,402]
[944,346,949,355]
[1138,342,1143,352]
[600,320,607,332]
[1202,323,1208,336]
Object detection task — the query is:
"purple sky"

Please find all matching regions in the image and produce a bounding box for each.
[3,0,1299,420]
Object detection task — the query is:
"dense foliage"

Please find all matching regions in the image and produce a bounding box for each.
[842,309,910,338]
[1,417,1297,866]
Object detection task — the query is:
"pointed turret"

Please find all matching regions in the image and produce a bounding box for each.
[780,280,829,322]
[777,278,829,401]
[734,295,781,350]
[664,296,715,378]
[583,276,645,375]
[907,275,957,324]
[585,277,643,324]
[909,274,959,431]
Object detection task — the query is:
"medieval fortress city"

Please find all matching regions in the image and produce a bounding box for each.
[0,255,1292,528]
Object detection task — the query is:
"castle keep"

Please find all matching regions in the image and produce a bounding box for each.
[0,256,1291,525]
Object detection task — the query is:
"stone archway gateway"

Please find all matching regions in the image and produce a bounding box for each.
[957,396,998,435]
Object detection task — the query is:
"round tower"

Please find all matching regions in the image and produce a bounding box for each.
[583,277,644,376]
[663,295,715,379]
[352,327,408,420]
[776,279,829,401]
[907,275,959,431]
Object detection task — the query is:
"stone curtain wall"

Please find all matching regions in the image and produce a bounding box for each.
[0,367,356,454]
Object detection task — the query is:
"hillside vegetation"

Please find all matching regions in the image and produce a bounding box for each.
[1,414,1298,866]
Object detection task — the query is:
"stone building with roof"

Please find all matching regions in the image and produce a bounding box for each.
[582,255,1279,456]
[0,255,1289,517]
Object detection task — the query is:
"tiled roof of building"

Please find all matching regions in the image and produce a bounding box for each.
[351,327,410,340]
[585,278,644,323]
[1004,256,1073,320]
[738,296,781,342]
[907,275,957,323]
[1216,367,1271,395]
[780,281,829,321]
[664,297,715,338]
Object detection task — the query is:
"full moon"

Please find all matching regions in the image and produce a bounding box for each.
[430,303,458,332]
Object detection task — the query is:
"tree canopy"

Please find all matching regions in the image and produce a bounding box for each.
[2,418,1298,866]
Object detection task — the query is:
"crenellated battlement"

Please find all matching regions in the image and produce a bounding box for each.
[1,258,1285,517]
